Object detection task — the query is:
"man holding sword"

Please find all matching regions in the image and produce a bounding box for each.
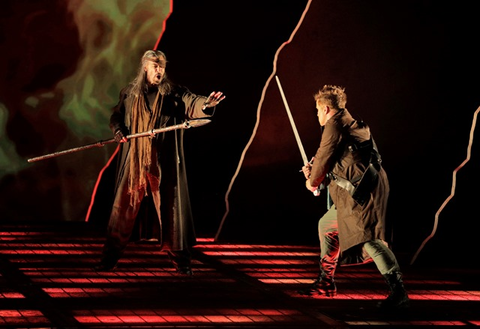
[276,79,409,310]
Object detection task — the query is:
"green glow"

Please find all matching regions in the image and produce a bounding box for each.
[25,96,39,108]
[0,103,24,176]
[57,0,171,138]
[0,0,171,222]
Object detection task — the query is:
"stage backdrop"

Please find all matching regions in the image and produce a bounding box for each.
[1,0,479,267]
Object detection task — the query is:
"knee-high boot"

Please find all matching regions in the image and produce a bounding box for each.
[167,250,193,276]
[377,271,410,309]
[297,269,337,297]
[298,257,337,297]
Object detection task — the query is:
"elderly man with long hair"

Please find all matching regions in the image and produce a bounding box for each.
[94,50,225,275]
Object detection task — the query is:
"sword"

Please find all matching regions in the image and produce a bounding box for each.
[27,118,211,163]
[275,75,321,197]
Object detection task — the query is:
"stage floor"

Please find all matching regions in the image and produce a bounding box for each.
[1,222,479,328]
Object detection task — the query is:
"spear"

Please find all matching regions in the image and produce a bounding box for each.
[27,118,211,163]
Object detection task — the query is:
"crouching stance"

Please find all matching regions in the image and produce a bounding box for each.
[297,85,409,310]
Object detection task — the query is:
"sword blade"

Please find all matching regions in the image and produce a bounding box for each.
[275,75,309,165]
[276,75,323,198]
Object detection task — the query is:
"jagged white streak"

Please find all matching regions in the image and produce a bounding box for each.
[410,106,480,265]
[214,0,313,241]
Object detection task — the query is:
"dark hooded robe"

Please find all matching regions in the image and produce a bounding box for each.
[102,82,213,260]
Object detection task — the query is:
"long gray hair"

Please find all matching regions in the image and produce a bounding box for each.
[129,50,173,97]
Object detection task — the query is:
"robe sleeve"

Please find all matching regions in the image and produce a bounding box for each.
[309,119,342,188]
[180,89,214,119]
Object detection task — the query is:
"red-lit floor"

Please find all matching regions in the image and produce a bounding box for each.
[1,223,479,328]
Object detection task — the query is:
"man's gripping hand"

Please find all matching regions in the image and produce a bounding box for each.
[301,157,315,180]
[114,128,128,143]
[302,157,321,196]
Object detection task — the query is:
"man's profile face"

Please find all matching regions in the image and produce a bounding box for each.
[316,101,328,126]
[144,58,166,86]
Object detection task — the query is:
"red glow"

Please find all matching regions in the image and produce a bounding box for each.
[0,292,25,298]
[1,229,479,327]
[71,310,313,325]
[195,243,318,250]
[0,310,50,326]
[196,237,215,243]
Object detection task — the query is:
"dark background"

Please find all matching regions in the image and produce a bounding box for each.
[1,0,479,268]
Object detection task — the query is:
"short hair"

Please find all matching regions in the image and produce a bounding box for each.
[314,85,347,109]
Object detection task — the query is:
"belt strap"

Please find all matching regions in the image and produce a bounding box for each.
[330,163,379,206]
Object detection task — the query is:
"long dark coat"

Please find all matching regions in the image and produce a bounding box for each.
[309,108,389,261]
[109,84,212,251]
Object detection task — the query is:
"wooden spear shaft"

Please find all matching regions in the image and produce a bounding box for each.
[27,118,211,163]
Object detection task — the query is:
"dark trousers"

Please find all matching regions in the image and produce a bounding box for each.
[318,207,400,277]
[101,171,161,263]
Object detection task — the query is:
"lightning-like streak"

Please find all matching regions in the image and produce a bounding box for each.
[214,0,313,241]
[410,106,480,265]
[85,0,173,222]
[154,0,174,50]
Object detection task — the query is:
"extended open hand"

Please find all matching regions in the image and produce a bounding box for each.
[203,91,226,109]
